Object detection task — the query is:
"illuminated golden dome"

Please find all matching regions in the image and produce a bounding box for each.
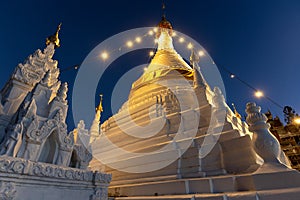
[131,18,193,91]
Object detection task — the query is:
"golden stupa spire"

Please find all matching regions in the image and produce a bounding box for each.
[46,23,62,48]
[162,0,166,17]
[232,103,242,119]
[96,94,104,113]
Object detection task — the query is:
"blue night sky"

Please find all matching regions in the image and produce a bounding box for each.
[0,0,299,129]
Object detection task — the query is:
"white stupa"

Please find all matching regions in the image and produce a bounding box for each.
[0,24,111,200]
[90,16,300,200]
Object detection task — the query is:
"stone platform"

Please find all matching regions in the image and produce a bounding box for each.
[109,165,300,200]
[0,156,111,200]
[112,187,300,200]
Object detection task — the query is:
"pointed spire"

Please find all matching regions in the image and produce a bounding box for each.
[190,50,206,88]
[41,70,52,87]
[46,23,62,48]
[162,0,166,18]
[90,95,103,143]
[56,82,68,103]
[96,94,104,113]
[232,103,242,119]
[157,1,173,41]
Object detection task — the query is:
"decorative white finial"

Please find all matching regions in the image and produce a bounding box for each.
[57,82,68,103]
[190,50,206,88]
[41,70,52,87]
[246,102,286,165]
[212,87,226,109]
[190,50,200,68]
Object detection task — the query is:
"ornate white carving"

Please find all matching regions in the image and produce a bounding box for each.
[246,102,283,164]
[90,188,108,200]
[43,43,55,58]
[212,87,226,109]
[0,156,111,184]
[21,108,72,163]
[41,70,52,87]
[0,158,28,174]
[0,182,16,200]
[55,82,68,104]
[14,65,43,86]
[90,111,101,143]
[0,123,23,157]
[11,43,58,88]
[190,50,206,88]
[72,144,92,170]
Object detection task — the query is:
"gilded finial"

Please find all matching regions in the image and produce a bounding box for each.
[46,23,62,48]
[232,103,242,119]
[190,49,200,68]
[96,94,104,113]
[157,0,172,37]
[162,0,166,17]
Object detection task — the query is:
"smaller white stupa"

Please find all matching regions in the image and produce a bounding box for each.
[0,24,111,200]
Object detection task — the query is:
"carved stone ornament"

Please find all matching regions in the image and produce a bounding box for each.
[0,156,111,184]
[0,182,17,200]
[212,87,226,109]
[246,102,282,164]
[0,123,23,156]
[55,82,68,104]
[43,43,55,58]
[26,110,67,144]
[12,44,58,87]
[72,144,93,170]
[41,70,52,87]
[13,59,46,87]
[90,188,108,200]
[22,109,71,161]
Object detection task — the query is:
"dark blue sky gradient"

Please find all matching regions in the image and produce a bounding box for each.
[0,0,299,129]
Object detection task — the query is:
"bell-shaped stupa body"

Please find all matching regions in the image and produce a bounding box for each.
[90,16,300,199]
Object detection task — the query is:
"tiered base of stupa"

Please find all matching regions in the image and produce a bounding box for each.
[91,89,269,199]
[91,21,300,199]
[91,94,300,200]
[107,164,300,200]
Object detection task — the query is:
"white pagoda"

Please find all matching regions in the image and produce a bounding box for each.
[90,16,300,200]
[0,24,111,200]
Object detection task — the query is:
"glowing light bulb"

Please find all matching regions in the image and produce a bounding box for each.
[254,90,264,98]
[100,52,109,60]
[179,37,185,43]
[172,32,177,37]
[230,74,235,78]
[135,37,142,43]
[153,27,158,33]
[294,117,300,125]
[149,51,154,56]
[148,30,154,36]
[144,67,148,71]
[187,43,193,49]
[126,41,133,48]
[198,51,205,57]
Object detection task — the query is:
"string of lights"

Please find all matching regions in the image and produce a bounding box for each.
[60,27,284,111]
[217,64,284,109]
